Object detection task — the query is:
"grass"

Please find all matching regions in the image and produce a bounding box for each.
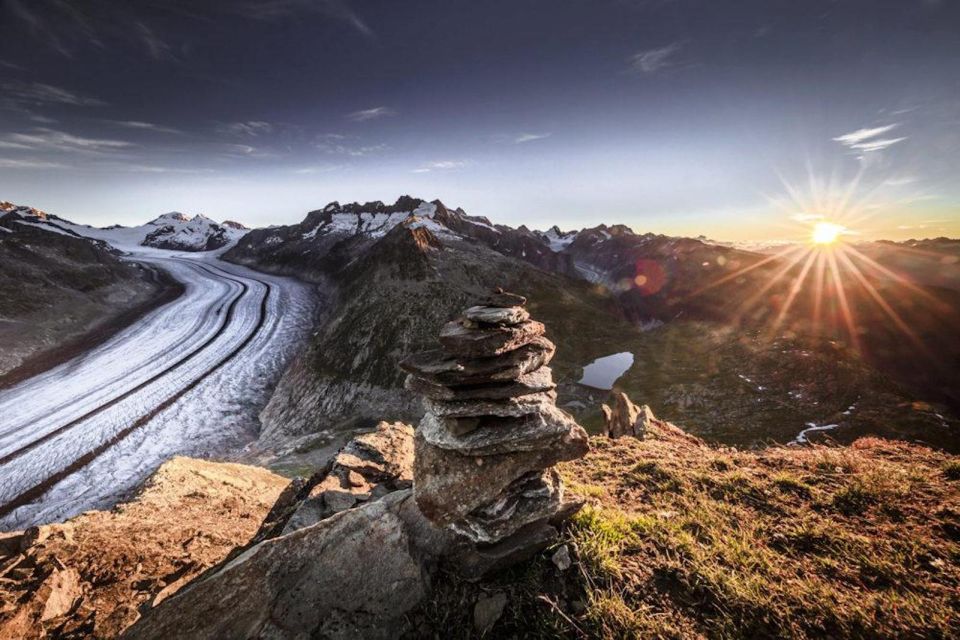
[415,422,960,639]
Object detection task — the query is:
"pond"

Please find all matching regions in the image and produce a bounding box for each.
[578,351,635,390]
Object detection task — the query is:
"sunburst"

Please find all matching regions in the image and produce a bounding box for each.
[686,170,950,359]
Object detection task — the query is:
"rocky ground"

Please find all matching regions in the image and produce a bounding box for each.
[0,458,287,639]
[2,401,956,639]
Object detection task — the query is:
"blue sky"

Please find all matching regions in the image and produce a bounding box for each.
[0,0,958,240]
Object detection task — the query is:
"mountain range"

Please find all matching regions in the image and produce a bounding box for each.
[2,195,958,457]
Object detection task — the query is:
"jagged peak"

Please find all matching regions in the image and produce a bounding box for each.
[0,201,48,220]
[314,195,432,217]
[149,212,190,225]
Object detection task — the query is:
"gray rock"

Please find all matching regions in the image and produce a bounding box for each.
[473,592,508,634]
[420,405,585,456]
[551,544,572,571]
[399,337,555,386]
[277,421,416,536]
[451,469,563,543]
[404,367,555,401]
[124,491,453,640]
[452,521,559,581]
[438,319,545,358]
[464,305,529,326]
[423,391,556,419]
[413,428,588,524]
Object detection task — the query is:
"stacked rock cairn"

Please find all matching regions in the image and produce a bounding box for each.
[400,289,589,576]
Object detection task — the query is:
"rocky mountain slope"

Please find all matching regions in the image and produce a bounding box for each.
[0,203,181,382]
[226,196,958,457]
[224,198,640,463]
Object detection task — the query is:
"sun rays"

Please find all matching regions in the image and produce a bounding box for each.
[683,170,951,360]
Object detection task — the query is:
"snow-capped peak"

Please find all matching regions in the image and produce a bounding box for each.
[149,212,191,225]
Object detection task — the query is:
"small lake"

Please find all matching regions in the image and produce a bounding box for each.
[579,352,635,390]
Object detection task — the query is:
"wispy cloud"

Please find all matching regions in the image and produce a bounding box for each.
[218,143,276,159]
[883,175,917,187]
[0,128,132,154]
[345,106,395,122]
[112,120,182,134]
[412,160,467,173]
[833,124,906,153]
[135,21,177,61]
[218,121,275,137]
[1,82,105,107]
[833,124,898,145]
[120,163,212,174]
[848,137,907,152]
[6,0,375,59]
[513,132,551,144]
[294,164,343,174]
[629,42,682,74]
[0,158,68,169]
[790,212,824,223]
[315,133,387,156]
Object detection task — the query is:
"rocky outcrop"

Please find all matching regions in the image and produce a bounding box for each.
[602,392,705,445]
[256,421,416,537]
[402,290,589,578]
[0,458,287,639]
[601,391,646,438]
[124,490,453,640]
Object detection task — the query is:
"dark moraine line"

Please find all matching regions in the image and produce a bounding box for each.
[0,262,255,466]
[0,265,271,520]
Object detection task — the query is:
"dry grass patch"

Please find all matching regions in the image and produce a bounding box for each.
[421,428,960,638]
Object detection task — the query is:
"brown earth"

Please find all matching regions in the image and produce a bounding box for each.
[0,457,287,639]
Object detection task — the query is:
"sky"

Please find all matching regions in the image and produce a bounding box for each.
[0,0,958,241]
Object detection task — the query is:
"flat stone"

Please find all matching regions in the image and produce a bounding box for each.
[420,405,585,456]
[399,337,555,386]
[423,391,556,419]
[413,428,589,524]
[439,319,545,358]
[452,521,559,581]
[464,305,529,326]
[479,290,527,308]
[451,470,564,543]
[473,592,508,634]
[404,367,556,401]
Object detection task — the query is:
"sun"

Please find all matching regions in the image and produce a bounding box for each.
[811,221,844,245]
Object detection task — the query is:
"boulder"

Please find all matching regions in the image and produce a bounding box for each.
[278,421,415,535]
[124,491,453,640]
[602,391,644,438]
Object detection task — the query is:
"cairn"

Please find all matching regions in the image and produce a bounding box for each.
[400,290,589,576]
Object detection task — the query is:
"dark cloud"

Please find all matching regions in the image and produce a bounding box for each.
[1,0,374,60]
